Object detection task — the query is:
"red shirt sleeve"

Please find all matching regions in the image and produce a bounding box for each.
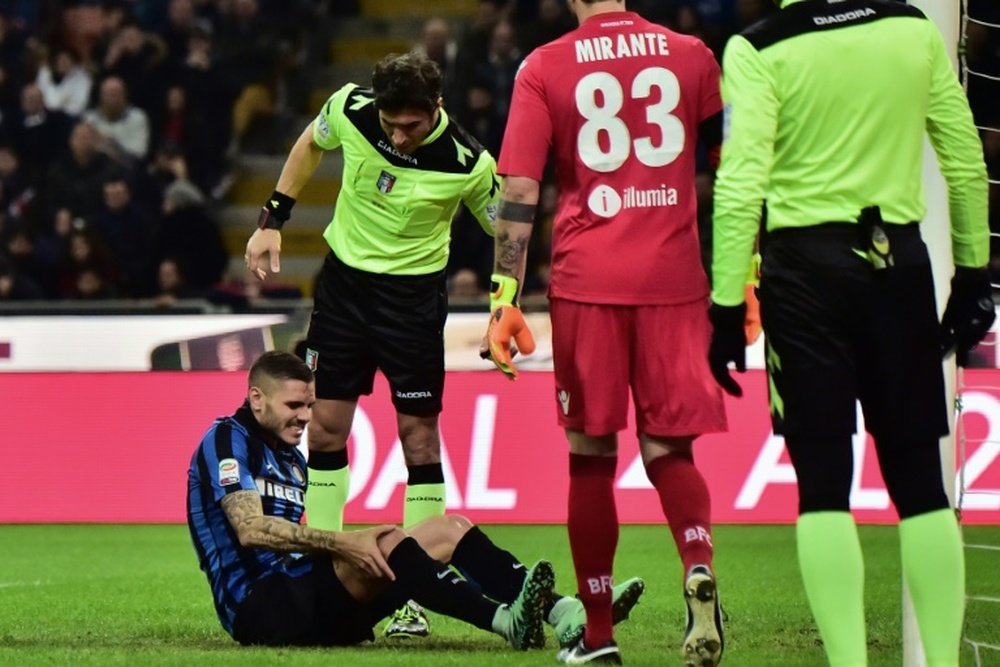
[497,53,553,181]
[699,42,723,123]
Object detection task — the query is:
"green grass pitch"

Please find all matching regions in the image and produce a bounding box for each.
[1,524,997,666]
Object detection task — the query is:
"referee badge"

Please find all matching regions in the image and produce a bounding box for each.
[304,348,318,371]
[376,170,397,194]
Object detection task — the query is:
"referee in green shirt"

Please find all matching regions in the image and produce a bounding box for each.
[245,52,500,638]
[708,2,992,666]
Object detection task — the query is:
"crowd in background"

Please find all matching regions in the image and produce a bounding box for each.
[0,0,997,305]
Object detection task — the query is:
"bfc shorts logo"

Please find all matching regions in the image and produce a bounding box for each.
[218,458,240,486]
[557,389,571,415]
[377,170,397,194]
[304,348,318,371]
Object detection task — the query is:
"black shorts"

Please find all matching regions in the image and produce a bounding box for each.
[306,252,448,416]
[231,556,375,647]
[759,223,949,441]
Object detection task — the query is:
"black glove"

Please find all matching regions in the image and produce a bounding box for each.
[708,302,747,397]
[941,267,995,367]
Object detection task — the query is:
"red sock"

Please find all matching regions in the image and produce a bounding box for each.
[645,453,713,577]
[568,453,618,648]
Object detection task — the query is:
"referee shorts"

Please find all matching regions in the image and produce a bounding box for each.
[231,556,375,647]
[305,251,448,416]
[759,223,949,441]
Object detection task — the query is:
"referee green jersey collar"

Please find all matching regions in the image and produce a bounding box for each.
[420,107,449,147]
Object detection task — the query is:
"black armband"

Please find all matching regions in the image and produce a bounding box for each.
[257,191,296,230]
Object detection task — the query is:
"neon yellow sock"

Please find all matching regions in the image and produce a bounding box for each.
[305,465,350,531]
[403,482,446,528]
[797,512,867,667]
[899,508,964,667]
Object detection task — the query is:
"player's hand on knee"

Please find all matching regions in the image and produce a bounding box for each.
[336,525,398,581]
[941,267,996,367]
[708,301,747,397]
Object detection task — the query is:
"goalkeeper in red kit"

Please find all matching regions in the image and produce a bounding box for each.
[482,1,735,664]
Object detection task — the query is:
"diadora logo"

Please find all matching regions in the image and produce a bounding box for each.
[587,183,678,218]
[395,390,433,399]
[813,7,875,25]
[377,139,417,165]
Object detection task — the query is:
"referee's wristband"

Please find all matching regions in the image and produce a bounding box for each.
[490,273,520,311]
[257,191,296,230]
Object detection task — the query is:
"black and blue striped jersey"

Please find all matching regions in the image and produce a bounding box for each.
[186,401,313,635]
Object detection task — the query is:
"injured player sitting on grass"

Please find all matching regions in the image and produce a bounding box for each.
[186,350,645,649]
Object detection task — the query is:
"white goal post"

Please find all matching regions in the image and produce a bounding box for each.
[906,1,959,666]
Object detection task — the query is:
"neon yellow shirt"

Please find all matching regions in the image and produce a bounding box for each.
[312,83,500,275]
[712,0,989,306]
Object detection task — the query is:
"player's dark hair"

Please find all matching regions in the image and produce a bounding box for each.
[371,52,442,114]
[248,351,313,388]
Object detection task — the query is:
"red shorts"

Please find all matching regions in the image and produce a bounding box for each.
[550,298,727,437]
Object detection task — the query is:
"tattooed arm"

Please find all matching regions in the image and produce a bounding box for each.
[494,176,540,291]
[220,490,397,579]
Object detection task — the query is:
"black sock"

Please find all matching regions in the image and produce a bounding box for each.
[384,537,498,631]
[308,448,348,470]
[450,526,526,603]
[450,526,563,615]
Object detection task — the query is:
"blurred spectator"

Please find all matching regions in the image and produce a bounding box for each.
[160,0,204,69]
[99,22,169,117]
[0,143,34,224]
[83,76,151,163]
[517,0,574,54]
[44,121,114,221]
[73,265,117,299]
[89,175,152,293]
[3,223,50,294]
[0,251,43,300]
[448,267,485,301]
[15,83,73,187]
[414,18,460,112]
[152,256,202,306]
[56,227,119,299]
[463,21,521,154]
[150,178,227,293]
[0,11,30,77]
[216,0,279,152]
[158,83,226,196]
[35,46,92,117]
[455,0,503,72]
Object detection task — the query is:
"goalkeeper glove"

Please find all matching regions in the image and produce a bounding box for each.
[708,302,747,397]
[744,284,762,345]
[483,274,535,380]
[941,267,995,367]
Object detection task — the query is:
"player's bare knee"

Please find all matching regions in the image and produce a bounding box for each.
[376,527,408,556]
[445,514,474,538]
[640,434,694,467]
